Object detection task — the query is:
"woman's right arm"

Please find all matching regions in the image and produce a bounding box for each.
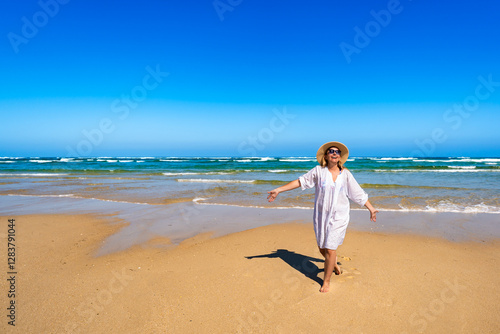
[267,179,301,202]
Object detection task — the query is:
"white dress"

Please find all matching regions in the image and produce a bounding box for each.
[299,166,368,250]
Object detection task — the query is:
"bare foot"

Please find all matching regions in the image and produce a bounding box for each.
[320,281,330,293]
[334,264,343,275]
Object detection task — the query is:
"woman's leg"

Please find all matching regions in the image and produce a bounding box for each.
[318,247,326,258]
[319,246,342,273]
[319,248,342,293]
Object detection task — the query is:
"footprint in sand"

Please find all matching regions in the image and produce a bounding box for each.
[337,268,361,282]
[350,267,361,275]
[341,267,361,275]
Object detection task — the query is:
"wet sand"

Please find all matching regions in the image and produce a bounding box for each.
[0,214,499,333]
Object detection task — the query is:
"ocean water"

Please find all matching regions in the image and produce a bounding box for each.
[1,156,500,214]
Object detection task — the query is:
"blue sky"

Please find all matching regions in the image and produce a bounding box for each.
[1,0,499,157]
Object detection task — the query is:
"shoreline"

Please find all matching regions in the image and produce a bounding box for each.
[2,155,500,218]
[1,213,499,333]
[2,194,500,256]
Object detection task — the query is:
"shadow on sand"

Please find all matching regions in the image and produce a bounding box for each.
[246,249,325,286]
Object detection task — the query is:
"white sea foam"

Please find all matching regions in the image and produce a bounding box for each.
[192,200,500,214]
[0,161,15,163]
[479,158,500,162]
[194,201,313,210]
[236,159,252,162]
[164,171,232,176]
[7,193,75,198]
[268,170,288,173]
[279,159,315,162]
[0,173,69,176]
[84,197,152,205]
[446,158,500,163]
[462,203,500,214]
[177,179,255,183]
[163,172,201,176]
[29,159,53,163]
[107,160,118,163]
[424,202,500,214]
[397,202,500,214]
[373,169,499,173]
[380,157,415,161]
[5,193,153,205]
[118,160,134,163]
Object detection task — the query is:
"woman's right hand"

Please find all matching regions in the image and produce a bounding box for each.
[267,189,280,202]
[267,180,299,202]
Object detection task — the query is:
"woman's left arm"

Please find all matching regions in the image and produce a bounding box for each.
[364,199,378,222]
[345,170,378,222]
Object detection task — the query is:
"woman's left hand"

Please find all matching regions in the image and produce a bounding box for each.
[364,200,378,222]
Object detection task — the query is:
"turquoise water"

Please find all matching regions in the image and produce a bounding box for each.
[1,156,500,213]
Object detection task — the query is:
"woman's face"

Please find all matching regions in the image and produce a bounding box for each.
[325,146,340,166]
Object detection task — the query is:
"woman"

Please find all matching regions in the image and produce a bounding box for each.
[267,141,378,293]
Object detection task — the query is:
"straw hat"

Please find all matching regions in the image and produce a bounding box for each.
[316,141,349,166]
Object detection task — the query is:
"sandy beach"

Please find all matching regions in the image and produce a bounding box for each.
[3,0,500,332]
[1,214,499,333]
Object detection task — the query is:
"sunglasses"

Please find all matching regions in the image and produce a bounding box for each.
[326,149,341,155]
